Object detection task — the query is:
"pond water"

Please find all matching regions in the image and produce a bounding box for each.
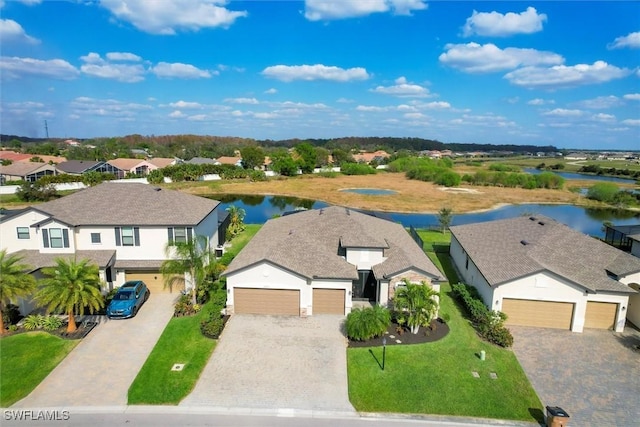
[340,188,398,195]
[214,194,640,238]
[524,168,638,184]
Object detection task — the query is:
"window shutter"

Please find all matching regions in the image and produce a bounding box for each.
[134,227,140,246]
[187,227,193,242]
[42,229,50,248]
[167,227,174,245]
[62,229,69,248]
[115,227,121,246]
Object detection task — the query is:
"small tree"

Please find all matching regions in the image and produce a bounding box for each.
[36,258,104,333]
[436,207,453,233]
[226,205,246,240]
[15,181,59,202]
[240,146,265,170]
[161,234,210,305]
[393,279,439,334]
[0,250,37,334]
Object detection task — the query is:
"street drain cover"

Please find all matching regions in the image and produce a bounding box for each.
[171,363,185,371]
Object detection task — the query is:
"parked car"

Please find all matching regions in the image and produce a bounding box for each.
[106,281,150,319]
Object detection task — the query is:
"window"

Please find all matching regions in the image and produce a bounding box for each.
[91,233,101,244]
[115,227,140,247]
[465,255,469,270]
[17,227,30,239]
[42,228,70,248]
[167,227,193,245]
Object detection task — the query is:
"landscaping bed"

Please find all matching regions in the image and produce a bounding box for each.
[349,319,449,348]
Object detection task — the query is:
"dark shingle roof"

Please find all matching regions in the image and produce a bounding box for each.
[31,182,219,226]
[224,206,443,281]
[15,249,116,271]
[55,160,103,174]
[450,215,640,294]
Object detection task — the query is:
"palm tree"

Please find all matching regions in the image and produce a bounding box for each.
[161,235,209,305]
[393,279,440,334]
[226,205,246,240]
[0,250,37,334]
[36,257,104,333]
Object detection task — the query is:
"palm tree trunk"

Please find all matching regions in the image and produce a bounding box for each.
[67,309,77,333]
[0,307,5,335]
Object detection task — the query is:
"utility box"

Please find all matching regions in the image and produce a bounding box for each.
[546,406,570,427]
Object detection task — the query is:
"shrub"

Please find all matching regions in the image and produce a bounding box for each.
[23,314,45,330]
[248,170,267,182]
[341,163,377,175]
[200,315,225,339]
[586,182,618,203]
[2,304,21,326]
[174,294,197,317]
[345,305,391,341]
[434,171,461,187]
[42,316,63,331]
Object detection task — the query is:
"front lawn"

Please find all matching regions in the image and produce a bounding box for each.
[347,231,543,422]
[127,303,216,404]
[0,332,78,407]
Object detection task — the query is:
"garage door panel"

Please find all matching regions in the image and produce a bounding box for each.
[125,271,173,294]
[502,298,573,330]
[313,289,345,315]
[585,301,616,329]
[235,288,299,316]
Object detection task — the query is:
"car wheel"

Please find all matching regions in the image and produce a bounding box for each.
[144,290,150,302]
[132,306,138,317]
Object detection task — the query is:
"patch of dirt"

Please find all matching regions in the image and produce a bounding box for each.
[348,319,449,348]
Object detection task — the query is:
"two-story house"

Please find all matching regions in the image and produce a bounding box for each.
[0,182,221,315]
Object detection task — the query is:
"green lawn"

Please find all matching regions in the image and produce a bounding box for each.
[128,224,261,405]
[127,303,217,405]
[347,230,544,422]
[0,332,78,407]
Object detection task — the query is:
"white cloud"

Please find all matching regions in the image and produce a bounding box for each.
[591,113,615,122]
[99,0,247,35]
[462,7,547,37]
[80,52,146,82]
[169,110,186,118]
[70,97,152,118]
[623,93,640,101]
[0,19,39,44]
[422,101,451,109]
[608,31,640,49]
[264,88,277,94]
[576,95,621,109]
[505,61,632,89]
[254,112,278,119]
[337,97,354,103]
[439,43,563,73]
[188,114,208,121]
[621,119,640,126]
[224,97,259,104]
[0,56,79,80]
[356,105,389,112]
[106,52,142,62]
[542,108,584,117]
[370,76,430,97]
[304,0,426,21]
[19,0,42,5]
[168,100,203,109]
[152,62,212,79]
[262,64,369,82]
[527,98,555,106]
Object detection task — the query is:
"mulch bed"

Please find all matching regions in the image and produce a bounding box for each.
[348,318,449,348]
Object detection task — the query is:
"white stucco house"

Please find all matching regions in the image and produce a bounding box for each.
[0,182,221,315]
[223,206,444,316]
[449,216,640,333]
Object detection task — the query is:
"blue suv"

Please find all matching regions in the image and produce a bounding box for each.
[106,281,150,319]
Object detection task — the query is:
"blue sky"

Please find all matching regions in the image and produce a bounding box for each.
[1,0,639,150]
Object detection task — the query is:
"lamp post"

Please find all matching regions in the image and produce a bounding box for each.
[382,337,387,371]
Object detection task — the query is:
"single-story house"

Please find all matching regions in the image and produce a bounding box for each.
[223,206,444,316]
[215,156,243,167]
[0,182,222,315]
[0,162,58,183]
[107,158,158,178]
[186,157,218,165]
[147,157,180,168]
[449,216,640,333]
[55,160,122,176]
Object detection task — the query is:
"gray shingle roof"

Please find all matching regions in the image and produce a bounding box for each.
[224,206,443,281]
[449,215,640,294]
[15,249,116,272]
[55,160,103,174]
[31,182,219,226]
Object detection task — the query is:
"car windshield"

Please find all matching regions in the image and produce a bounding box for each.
[116,291,133,300]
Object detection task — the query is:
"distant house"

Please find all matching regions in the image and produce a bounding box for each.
[107,158,157,178]
[0,182,222,315]
[215,156,243,167]
[450,216,640,333]
[148,157,180,168]
[564,152,588,160]
[223,206,444,316]
[0,162,58,183]
[55,160,122,177]
[352,150,390,164]
[0,151,66,164]
[187,157,218,165]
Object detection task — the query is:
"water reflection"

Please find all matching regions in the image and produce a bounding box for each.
[524,168,637,184]
[212,194,640,238]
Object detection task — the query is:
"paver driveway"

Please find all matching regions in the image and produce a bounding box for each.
[510,325,640,427]
[13,293,176,408]
[181,315,355,413]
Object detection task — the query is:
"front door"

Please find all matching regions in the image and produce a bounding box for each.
[353,270,377,302]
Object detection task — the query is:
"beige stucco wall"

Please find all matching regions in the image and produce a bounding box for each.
[346,247,385,270]
[618,271,640,327]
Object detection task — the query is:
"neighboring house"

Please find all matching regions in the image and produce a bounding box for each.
[564,152,588,160]
[449,216,640,333]
[186,157,218,165]
[0,151,66,164]
[223,206,444,317]
[107,158,157,178]
[603,223,640,258]
[0,182,221,315]
[352,150,390,164]
[0,162,58,183]
[148,157,180,168]
[55,160,122,176]
[215,156,243,167]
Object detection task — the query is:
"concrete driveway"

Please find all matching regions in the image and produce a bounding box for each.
[13,293,176,408]
[510,325,640,427]
[181,315,355,413]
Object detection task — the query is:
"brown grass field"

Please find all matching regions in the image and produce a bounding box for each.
[169,172,615,213]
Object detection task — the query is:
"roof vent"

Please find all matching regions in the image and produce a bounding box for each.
[154,187,161,191]
[520,240,529,246]
[529,216,536,221]
[346,209,350,216]
[319,208,324,215]
[538,221,545,226]
[289,229,294,235]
